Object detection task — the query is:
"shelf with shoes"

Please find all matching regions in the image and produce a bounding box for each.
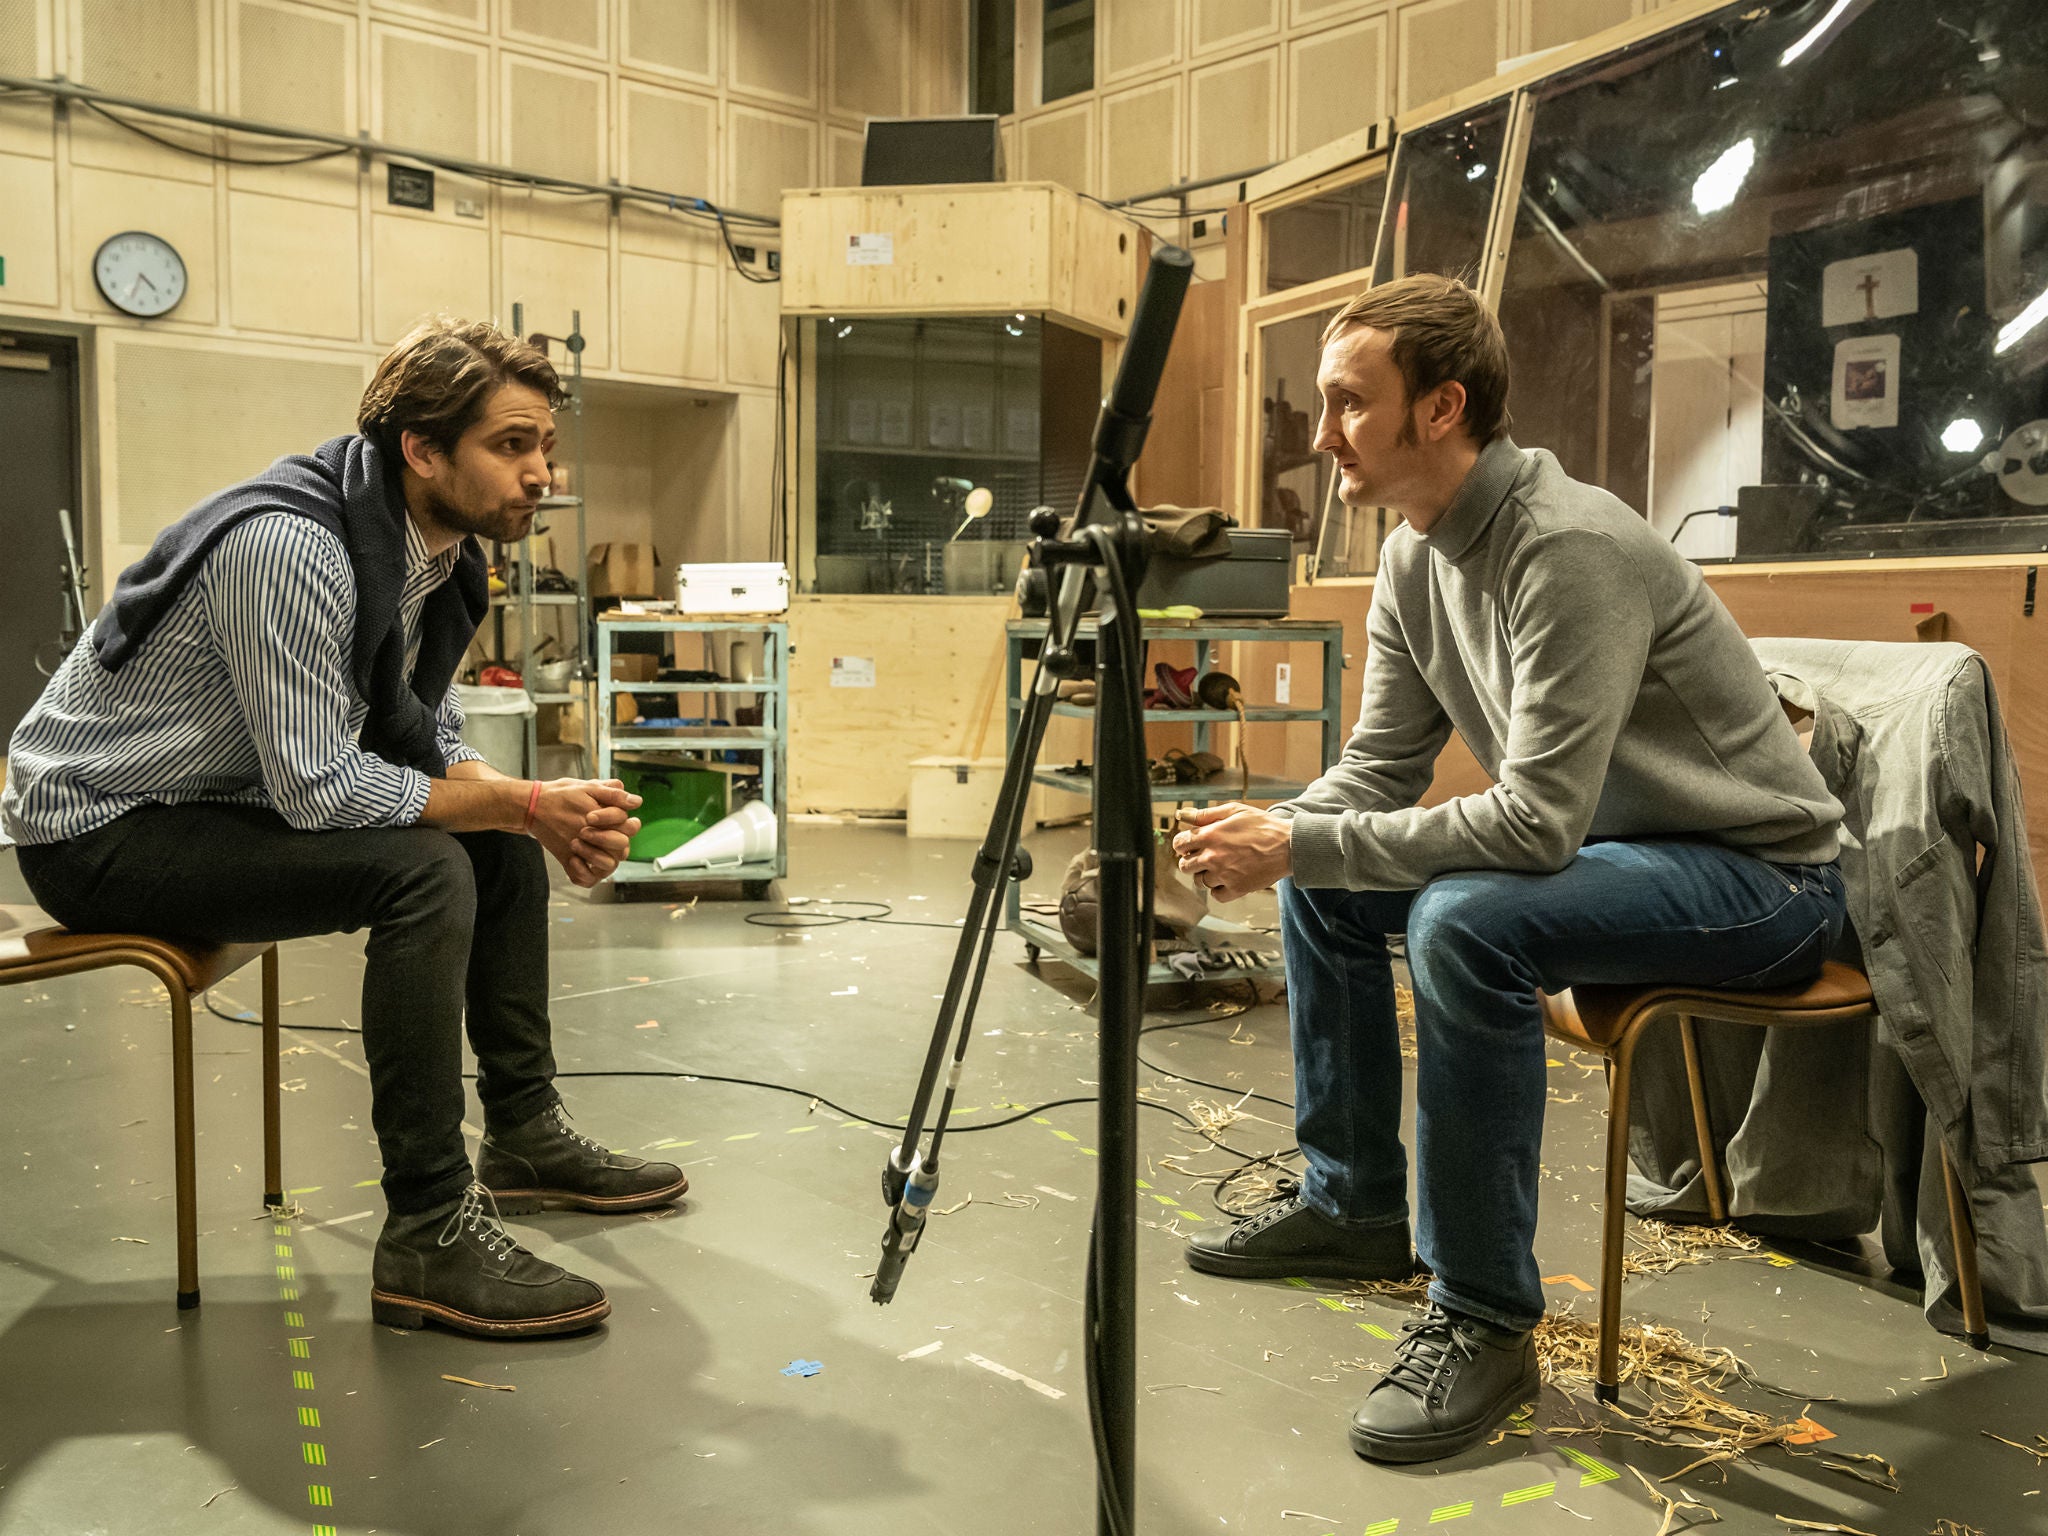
[1002,615,1344,987]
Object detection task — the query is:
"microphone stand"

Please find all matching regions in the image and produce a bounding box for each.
[869,244,1195,1536]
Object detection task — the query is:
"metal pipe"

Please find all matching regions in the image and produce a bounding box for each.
[1106,163,1277,209]
[0,72,780,227]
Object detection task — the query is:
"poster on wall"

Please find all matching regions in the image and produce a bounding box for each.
[1831,333,1901,430]
[1821,248,1919,326]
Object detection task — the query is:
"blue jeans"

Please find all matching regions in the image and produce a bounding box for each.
[1279,839,1847,1333]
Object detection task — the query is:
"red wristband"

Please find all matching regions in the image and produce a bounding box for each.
[523,779,542,834]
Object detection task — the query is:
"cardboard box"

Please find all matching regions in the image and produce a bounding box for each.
[589,542,659,599]
[609,653,660,682]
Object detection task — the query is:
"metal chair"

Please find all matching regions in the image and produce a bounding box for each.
[0,904,281,1309]
[1540,959,1989,1402]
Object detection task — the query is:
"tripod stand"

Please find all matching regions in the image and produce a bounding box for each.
[870,243,1195,1536]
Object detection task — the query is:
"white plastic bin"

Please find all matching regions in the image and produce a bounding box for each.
[454,684,536,776]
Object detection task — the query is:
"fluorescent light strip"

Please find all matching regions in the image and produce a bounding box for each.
[1780,0,1864,68]
[1996,286,2048,357]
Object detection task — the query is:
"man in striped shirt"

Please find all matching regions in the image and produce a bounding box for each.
[3,318,688,1339]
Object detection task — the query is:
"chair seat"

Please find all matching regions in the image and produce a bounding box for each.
[1542,959,1876,1051]
[0,903,269,995]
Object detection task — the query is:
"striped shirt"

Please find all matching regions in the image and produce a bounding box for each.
[1,510,483,847]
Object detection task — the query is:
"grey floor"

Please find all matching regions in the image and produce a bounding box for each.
[1,823,2043,1536]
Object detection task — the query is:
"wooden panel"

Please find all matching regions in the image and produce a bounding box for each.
[70,164,218,324]
[908,0,968,117]
[1194,0,1279,56]
[503,55,607,186]
[76,0,207,109]
[723,267,781,387]
[1528,0,1635,53]
[500,233,610,369]
[619,202,723,262]
[1191,48,1276,182]
[503,0,604,59]
[1290,14,1387,158]
[1019,100,1094,196]
[0,150,58,306]
[0,95,54,162]
[1397,0,1499,115]
[1134,277,1227,509]
[730,391,777,560]
[227,189,360,340]
[374,25,485,161]
[827,125,865,188]
[618,252,718,382]
[622,82,716,201]
[730,0,818,108]
[788,596,1013,812]
[621,0,715,85]
[830,0,908,122]
[728,104,817,225]
[1104,0,1180,82]
[371,210,490,343]
[1101,77,1180,202]
[231,0,352,136]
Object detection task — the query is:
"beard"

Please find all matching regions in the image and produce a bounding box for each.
[421,477,538,544]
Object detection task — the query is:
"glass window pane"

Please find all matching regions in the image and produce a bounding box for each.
[970,0,1014,118]
[1373,101,1509,285]
[1496,0,2048,561]
[1042,0,1093,104]
[1262,169,1386,295]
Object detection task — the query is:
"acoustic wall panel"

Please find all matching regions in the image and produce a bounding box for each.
[228,189,360,340]
[731,0,817,108]
[0,150,58,306]
[231,0,352,137]
[1194,0,1278,57]
[1528,0,1635,53]
[1020,101,1093,195]
[1398,0,1499,114]
[70,164,218,324]
[371,211,490,344]
[1289,14,1386,157]
[503,56,606,186]
[828,125,864,188]
[369,0,485,30]
[618,252,719,382]
[1191,48,1275,182]
[1291,0,1360,19]
[1101,78,1179,203]
[501,233,610,369]
[621,0,715,85]
[830,0,908,122]
[375,26,485,162]
[110,340,365,548]
[723,267,780,387]
[622,83,716,200]
[0,0,49,77]
[504,0,604,59]
[727,104,815,224]
[1103,0,1178,83]
[77,0,206,108]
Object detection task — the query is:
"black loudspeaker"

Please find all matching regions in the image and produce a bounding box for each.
[860,116,1005,186]
[1736,484,1826,559]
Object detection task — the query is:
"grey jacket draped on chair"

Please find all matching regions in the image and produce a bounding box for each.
[1624,637,2048,1352]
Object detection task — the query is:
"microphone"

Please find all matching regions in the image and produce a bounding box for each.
[871,1155,941,1305]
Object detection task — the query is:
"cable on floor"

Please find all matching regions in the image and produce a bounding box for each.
[742,898,963,931]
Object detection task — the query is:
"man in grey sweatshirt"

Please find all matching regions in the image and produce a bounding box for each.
[1173,275,1845,1464]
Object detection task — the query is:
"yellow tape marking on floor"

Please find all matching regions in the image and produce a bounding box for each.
[1558,1446,1619,1485]
[1364,1520,1400,1535]
[299,1408,320,1428]
[724,1132,759,1142]
[275,1244,293,1259]
[1501,1481,1555,1506]
[1317,1297,1350,1313]
[1049,1128,1079,1142]
[1358,1322,1395,1340]
[292,1371,314,1391]
[1175,1210,1206,1222]
[353,1178,380,1188]
[289,1339,311,1359]
[1078,1147,1097,1156]
[308,1485,332,1507]
[302,1443,326,1466]
[1428,1501,1473,1523]
[787,1126,818,1134]
[276,1265,296,1281]
[1153,1193,1178,1206]
[284,1312,304,1328]
[279,1286,299,1301]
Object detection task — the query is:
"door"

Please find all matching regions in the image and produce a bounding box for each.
[0,331,83,739]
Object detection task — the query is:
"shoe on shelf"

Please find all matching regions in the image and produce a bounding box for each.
[479,1102,690,1215]
[1348,1304,1540,1464]
[370,1183,610,1338]
[1184,1184,1420,1282]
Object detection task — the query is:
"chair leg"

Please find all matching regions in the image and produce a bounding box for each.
[168,979,201,1310]
[1676,1015,1728,1223]
[1939,1143,1991,1349]
[262,945,283,1210]
[1595,1034,1639,1405]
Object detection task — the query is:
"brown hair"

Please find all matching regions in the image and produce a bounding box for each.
[1319,275,1512,444]
[357,316,568,462]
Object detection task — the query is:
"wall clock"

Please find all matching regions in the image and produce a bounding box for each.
[93,231,187,318]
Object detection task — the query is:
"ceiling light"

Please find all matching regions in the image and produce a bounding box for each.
[1465,162,1488,182]
[1692,137,1755,215]
[1942,417,1986,454]
[1996,285,2048,356]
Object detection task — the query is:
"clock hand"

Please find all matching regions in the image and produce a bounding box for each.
[137,272,159,294]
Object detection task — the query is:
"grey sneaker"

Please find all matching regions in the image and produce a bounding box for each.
[479,1102,689,1215]
[1348,1304,1540,1463]
[371,1183,610,1338]
[1185,1185,1420,1282]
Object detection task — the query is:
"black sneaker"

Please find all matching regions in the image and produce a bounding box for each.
[478,1102,690,1215]
[1348,1304,1540,1464]
[371,1183,611,1338]
[1185,1185,1419,1282]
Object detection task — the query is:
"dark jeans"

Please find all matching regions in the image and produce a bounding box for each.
[16,802,559,1215]
[1279,838,1847,1332]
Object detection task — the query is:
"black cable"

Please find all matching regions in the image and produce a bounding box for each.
[83,101,352,166]
[744,898,962,930]
[703,201,781,284]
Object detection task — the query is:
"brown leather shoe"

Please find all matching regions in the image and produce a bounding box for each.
[478,1102,689,1215]
[371,1184,610,1338]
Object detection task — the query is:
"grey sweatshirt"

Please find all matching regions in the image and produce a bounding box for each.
[1277,438,1843,889]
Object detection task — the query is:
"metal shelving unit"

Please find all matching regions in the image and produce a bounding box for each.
[596,616,788,897]
[1003,616,1345,986]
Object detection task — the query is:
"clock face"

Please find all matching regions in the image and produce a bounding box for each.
[93,231,188,319]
